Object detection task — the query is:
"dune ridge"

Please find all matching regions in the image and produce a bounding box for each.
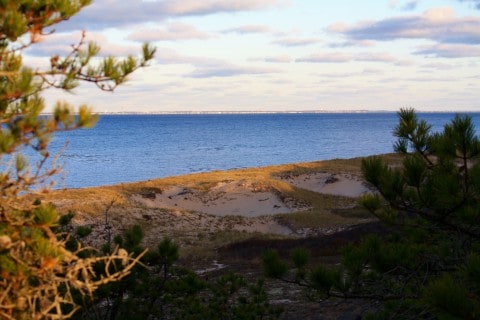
[41,155,401,255]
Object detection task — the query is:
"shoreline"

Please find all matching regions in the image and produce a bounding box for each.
[57,156,369,191]
[40,110,480,116]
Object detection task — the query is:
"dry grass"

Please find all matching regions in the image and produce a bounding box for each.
[35,154,399,258]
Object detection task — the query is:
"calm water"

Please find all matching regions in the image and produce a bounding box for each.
[46,112,480,189]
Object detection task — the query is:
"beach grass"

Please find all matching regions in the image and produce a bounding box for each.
[36,154,401,257]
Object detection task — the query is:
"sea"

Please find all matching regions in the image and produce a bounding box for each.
[43,112,480,189]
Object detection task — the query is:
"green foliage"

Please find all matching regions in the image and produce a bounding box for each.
[122,224,144,251]
[424,274,480,319]
[155,237,179,272]
[33,203,58,225]
[262,247,352,302]
[59,211,75,227]
[0,1,155,318]
[359,193,381,212]
[264,109,480,318]
[355,110,480,317]
[465,253,480,290]
[77,227,282,320]
[263,250,288,279]
[309,265,336,293]
[291,247,310,269]
[75,225,92,238]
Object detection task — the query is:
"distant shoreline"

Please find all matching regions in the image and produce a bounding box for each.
[40,110,480,116]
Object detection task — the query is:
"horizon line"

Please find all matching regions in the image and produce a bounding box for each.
[41,109,480,115]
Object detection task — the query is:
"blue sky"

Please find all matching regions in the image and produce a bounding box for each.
[27,0,480,112]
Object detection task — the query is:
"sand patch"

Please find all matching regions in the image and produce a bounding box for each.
[132,180,305,217]
[282,172,371,198]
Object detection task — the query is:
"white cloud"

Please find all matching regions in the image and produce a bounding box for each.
[389,0,399,9]
[457,0,480,10]
[420,62,457,70]
[390,0,421,11]
[296,51,410,65]
[188,64,279,78]
[222,25,272,34]
[160,0,284,15]
[128,22,210,42]
[61,0,287,31]
[272,37,321,47]
[329,39,376,48]
[148,47,280,78]
[329,7,480,45]
[263,55,292,63]
[401,1,420,11]
[317,69,383,79]
[32,2,480,112]
[296,52,351,63]
[154,48,219,65]
[414,43,480,58]
[355,52,397,63]
[25,31,141,57]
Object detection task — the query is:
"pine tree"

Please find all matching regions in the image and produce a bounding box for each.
[264,109,480,319]
[358,108,480,318]
[0,1,155,319]
[76,226,282,320]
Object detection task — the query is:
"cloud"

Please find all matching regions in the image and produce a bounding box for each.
[414,43,480,58]
[355,52,397,63]
[389,0,420,10]
[62,0,286,31]
[222,25,272,34]
[457,0,480,10]
[160,0,284,15]
[25,32,141,57]
[317,68,384,79]
[188,64,279,78]
[403,75,457,82]
[146,47,280,78]
[356,53,415,66]
[154,48,217,65]
[328,7,480,45]
[389,0,399,9]
[296,52,351,63]
[420,62,457,70]
[247,55,292,63]
[263,55,292,63]
[296,51,412,66]
[328,40,375,48]
[127,22,210,42]
[401,1,420,11]
[272,37,321,47]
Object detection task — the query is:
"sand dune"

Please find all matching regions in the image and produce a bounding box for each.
[132,173,370,218]
[282,172,372,198]
[133,181,301,217]
[44,157,388,249]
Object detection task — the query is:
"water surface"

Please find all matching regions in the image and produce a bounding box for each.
[47,112,480,188]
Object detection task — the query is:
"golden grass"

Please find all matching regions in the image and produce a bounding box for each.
[45,153,402,205]
[35,154,401,257]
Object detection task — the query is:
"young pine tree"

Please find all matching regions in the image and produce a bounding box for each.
[264,109,480,319]
[358,108,480,318]
[0,1,155,319]
[77,226,282,320]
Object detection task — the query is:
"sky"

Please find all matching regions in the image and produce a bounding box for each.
[26,0,480,113]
